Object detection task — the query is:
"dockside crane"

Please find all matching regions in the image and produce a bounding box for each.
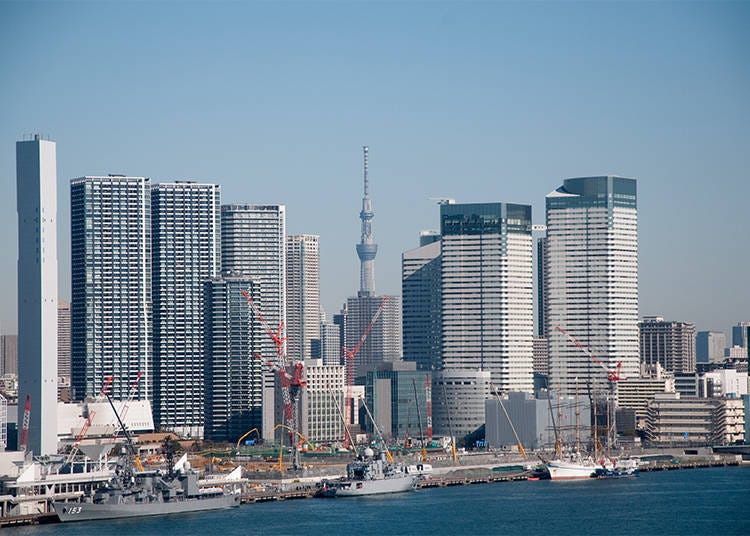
[554,325,626,454]
[101,376,145,472]
[490,384,527,459]
[241,289,305,470]
[341,295,389,445]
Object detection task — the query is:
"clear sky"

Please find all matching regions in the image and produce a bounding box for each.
[1,1,748,337]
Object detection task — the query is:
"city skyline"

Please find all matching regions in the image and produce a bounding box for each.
[1,2,748,335]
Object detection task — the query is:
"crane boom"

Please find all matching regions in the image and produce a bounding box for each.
[19,395,30,453]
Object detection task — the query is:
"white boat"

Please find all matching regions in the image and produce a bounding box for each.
[317,449,418,497]
[546,456,597,480]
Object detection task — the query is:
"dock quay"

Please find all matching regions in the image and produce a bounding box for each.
[0,457,741,525]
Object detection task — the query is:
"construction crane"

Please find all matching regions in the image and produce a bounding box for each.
[554,325,626,454]
[412,378,428,462]
[101,377,145,472]
[111,371,143,441]
[341,295,389,445]
[66,376,113,465]
[240,289,305,470]
[19,394,30,453]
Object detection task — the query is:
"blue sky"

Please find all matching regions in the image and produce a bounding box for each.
[1,1,748,336]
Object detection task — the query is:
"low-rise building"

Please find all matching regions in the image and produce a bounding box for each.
[485,391,590,451]
[432,369,491,439]
[645,392,744,446]
[617,364,675,427]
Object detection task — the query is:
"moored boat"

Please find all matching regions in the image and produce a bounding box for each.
[546,456,597,480]
[316,449,418,497]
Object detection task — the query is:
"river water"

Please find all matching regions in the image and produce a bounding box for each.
[15,465,750,535]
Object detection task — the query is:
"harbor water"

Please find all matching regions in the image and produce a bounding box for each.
[14,465,750,535]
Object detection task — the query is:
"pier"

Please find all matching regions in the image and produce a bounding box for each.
[0,457,741,525]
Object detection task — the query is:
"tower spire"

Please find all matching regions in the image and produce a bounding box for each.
[356,146,377,297]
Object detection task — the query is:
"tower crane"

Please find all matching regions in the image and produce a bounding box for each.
[19,394,30,453]
[341,295,389,446]
[554,325,626,454]
[240,289,305,470]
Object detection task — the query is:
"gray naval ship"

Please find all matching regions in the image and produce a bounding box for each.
[52,460,241,522]
[53,386,240,522]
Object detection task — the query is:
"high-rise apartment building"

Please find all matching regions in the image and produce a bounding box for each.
[71,176,151,402]
[203,274,264,442]
[545,176,639,396]
[16,135,58,454]
[345,295,402,378]
[402,235,441,371]
[639,316,696,373]
[221,204,285,439]
[151,182,221,437]
[286,235,320,361]
[440,202,534,392]
[696,331,726,364]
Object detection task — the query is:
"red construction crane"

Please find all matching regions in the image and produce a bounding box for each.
[554,326,626,385]
[241,289,305,470]
[19,394,30,453]
[425,374,433,441]
[554,325,625,454]
[66,376,114,465]
[340,295,389,445]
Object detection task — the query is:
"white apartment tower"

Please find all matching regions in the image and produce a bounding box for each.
[152,182,221,437]
[16,135,58,455]
[440,202,534,392]
[221,204,286,440]
[545,176,639,396]
[71,176,152,402]
[286,235,320,361]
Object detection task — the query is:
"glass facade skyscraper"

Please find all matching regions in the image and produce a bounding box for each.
[71,176,152,402]
[545,176,639,396]
[152,182,221,437]
[402,236,441,371]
